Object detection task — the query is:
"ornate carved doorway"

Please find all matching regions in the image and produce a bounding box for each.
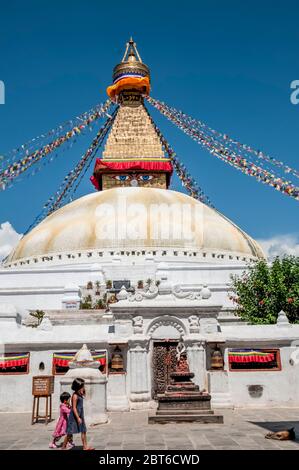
[152,340,178,397]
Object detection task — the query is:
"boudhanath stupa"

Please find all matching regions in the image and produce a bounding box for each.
[1,39,299,412]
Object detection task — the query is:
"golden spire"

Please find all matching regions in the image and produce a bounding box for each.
[93,39,173,191]
[107,38,151,100]
[121,37,143,63]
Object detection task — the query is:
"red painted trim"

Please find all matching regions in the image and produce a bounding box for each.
[0,353,30,375]
[94,159,173,173]
[90,174,100,190]
[91,159,173,190]
[228,349,281,372]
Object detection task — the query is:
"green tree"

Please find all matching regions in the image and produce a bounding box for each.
[230,256,299,324]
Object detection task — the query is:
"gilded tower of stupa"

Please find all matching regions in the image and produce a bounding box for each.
[91,38,173,191]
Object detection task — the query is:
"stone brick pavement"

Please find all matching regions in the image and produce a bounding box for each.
[0,408,299,450]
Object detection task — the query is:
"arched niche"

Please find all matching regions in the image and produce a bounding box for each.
[146,315,186,339]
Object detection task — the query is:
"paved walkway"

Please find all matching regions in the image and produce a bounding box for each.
[0,409,299,450]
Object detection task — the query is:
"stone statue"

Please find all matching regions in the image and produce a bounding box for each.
[132,315,143,334]
[188,315,200,333]
[176,338,186,363]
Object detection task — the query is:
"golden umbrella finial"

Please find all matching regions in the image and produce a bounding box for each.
[122,37,143,63]
[108,38,151,100]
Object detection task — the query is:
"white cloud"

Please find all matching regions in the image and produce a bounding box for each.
[258,234,299,259]
[0,222,22,262]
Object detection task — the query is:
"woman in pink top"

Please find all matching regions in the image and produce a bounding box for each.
[49,392,74,449]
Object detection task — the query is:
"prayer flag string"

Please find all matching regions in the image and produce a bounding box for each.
[25,109,118,234]
[0,100,112,191]
[146,96,299,201]
[0,101,111,169]
[147,98,299,179]
[143,104,214,207]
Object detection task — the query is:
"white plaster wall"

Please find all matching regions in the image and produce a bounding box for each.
[0,267,96,288]
[0,261,245,312]
[227,346,299,407]
[0,293,64,312]
[1,339,299,412]
[0,346,110,413]
[0,350,62,412]
[107,373,129,411]
[0,266,101,311]
[163,264,246,285]
[102,264,156,284]
[0,321,110,413]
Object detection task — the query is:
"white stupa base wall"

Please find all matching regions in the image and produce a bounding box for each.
[107,374,129,411]
[1,272,299,413]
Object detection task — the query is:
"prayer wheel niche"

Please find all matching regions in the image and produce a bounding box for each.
[210,346,224,370]
[110,346,124,372]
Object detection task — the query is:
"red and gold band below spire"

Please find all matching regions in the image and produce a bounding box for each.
[91,158,173,190]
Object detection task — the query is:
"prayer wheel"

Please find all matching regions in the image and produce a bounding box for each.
[110,346,124,372]
[211,346,224,370]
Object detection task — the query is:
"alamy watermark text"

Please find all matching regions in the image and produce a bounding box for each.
[290,80,299,105]
[0,80,5,104]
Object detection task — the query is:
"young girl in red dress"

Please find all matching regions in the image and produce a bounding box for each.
[49,392,74,449]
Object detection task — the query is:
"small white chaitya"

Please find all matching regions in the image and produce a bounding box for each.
[60,344,108,425]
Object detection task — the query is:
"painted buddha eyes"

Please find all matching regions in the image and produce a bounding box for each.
[113,174,154,182]
[139,175,153,181]
[114,175,130,181]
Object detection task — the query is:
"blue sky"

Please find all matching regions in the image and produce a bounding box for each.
[0,0,298,249]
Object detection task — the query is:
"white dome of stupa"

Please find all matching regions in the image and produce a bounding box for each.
[6,187,264,265]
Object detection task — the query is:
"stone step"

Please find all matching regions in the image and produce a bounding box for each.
[158,400,211,411]
[156,409,214,415]
[148,414,224,424]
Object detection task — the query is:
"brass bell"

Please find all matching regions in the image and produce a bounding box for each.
[211,346,224,370]
[110,346,124,372]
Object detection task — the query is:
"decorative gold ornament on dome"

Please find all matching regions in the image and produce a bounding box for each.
[113,37,150,81]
